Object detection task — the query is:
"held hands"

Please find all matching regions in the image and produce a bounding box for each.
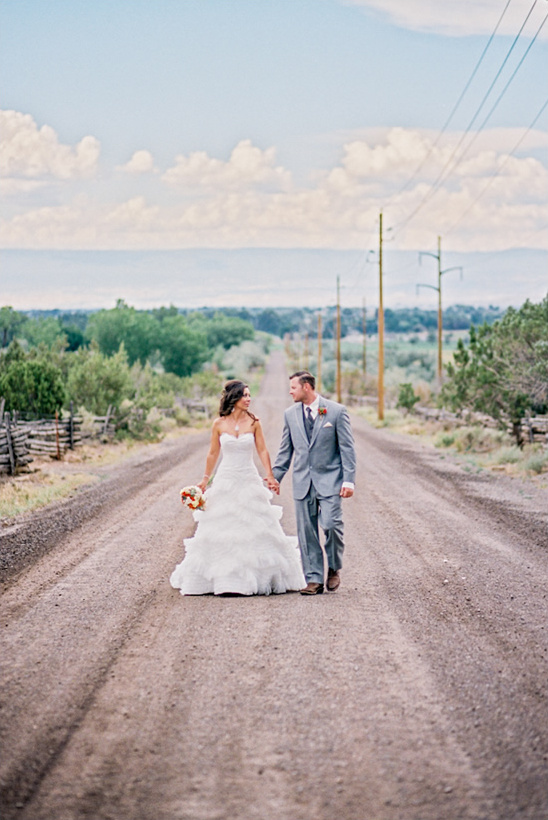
[265,474,280,494]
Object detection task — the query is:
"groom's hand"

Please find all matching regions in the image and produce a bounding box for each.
[265,476,280,494]
[340,486,354,498]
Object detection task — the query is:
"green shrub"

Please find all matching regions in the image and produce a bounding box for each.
[522,451,548,474]
[173,406,192,427]
[396,382,420,413]
[66,343,133,415]
[490,446,522,465]
[221,340,267,379]
[434,432,456,448]
[180,370,224,399]
[0,356,65,415]
[453,426,506,453]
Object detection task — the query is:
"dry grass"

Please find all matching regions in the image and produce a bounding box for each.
[0,427,202,521]
[352,405,548,479]
[354,406,444,440]
[0,471,99,519]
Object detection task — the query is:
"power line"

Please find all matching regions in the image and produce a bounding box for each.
[391,0,545,239]
[450,12,548,162]
[446,94,548,235]
[384,0,515,207]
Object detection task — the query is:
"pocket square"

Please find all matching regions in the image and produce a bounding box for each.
[322,421,333,428]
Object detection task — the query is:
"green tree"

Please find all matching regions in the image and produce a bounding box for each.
[61,322,85,351]
[201,313,254,350]
[0,358,65,415]
[66,343,134,415]
[397,383,420,413]
[0,306,25,348]
[158,315,208,377]
[257,308,283,336]
[1,339,26,365]
[441,295,548,444]
[21,316,67,348]
[151,305,179,322]
[86,300,158,365]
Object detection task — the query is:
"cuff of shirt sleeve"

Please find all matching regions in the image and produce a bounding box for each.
[342,482,354,490]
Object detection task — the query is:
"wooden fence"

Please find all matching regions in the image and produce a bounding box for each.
[0,398,204,475]
[0,413,33,474]
[0,400,92,474]
[414,406,548,444]
[521,416,548,445]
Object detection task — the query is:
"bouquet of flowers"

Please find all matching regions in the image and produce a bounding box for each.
[180,485,206,510]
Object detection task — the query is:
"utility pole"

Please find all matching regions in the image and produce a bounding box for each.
[418,236,463,385]
[378,212,384,421]
[336,276,342,403]
[304,332,309,370]
[317,313,323,393]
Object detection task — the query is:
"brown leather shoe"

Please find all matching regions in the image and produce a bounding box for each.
[326,569,340,592]
[300,582,324,595]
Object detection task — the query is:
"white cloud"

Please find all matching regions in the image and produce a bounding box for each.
[1,179,48,197]
[1,128,546,253]
[162,139,292,190]
[117,150,156,174]
[325,128,435,185]
[343,0,548,38]
[0,110,100,180]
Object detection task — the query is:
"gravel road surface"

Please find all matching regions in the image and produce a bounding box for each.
[1,352,547,820]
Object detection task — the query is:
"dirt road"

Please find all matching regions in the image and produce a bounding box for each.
[1,352,548,820]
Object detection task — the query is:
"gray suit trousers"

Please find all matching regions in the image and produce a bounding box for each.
[295,485,344,583]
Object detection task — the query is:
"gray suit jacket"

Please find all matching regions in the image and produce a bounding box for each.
[273,397,356,500]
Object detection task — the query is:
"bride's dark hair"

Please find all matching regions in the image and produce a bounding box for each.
[219,380,257,421]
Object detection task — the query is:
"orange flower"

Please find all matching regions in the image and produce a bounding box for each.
[180,485,206,510]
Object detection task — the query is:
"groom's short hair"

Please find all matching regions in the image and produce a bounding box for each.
[291,370,316,390]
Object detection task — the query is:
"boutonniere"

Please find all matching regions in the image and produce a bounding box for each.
[318,407,327,416]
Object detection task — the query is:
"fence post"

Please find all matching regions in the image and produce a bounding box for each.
[4,412,15,475]
[103,405,113,436]
[55,410,60,460]
[69,401,74,449]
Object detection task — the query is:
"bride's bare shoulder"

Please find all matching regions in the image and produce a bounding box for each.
[212,416,225,433]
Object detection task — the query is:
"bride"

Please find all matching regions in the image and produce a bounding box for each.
[170,380,306,596]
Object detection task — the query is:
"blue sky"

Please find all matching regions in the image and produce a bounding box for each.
[1,0,547,308]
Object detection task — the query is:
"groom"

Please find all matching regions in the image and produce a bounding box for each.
[272,371,356,595]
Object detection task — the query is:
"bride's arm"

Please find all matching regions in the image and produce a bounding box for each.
[197,420,222,492]
[253,420,279,494]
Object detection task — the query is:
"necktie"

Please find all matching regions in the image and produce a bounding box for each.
[305,406,314,441]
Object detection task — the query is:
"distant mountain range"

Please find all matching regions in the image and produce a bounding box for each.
[2,247,546,311]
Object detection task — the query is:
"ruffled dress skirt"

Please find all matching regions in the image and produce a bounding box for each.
[170,433,305,596]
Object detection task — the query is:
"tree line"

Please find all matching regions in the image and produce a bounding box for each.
[2,303,505,350]
[0,301,256,423]
[2,296,544,447]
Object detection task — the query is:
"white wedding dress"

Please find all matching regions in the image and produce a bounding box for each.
[170,432,305,596]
